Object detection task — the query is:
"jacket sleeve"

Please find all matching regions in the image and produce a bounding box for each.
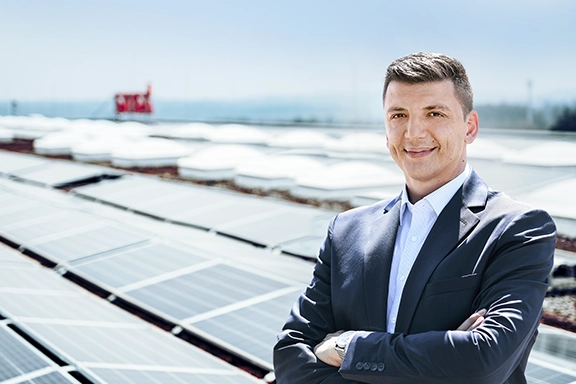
[339,209,556,383]
[274,216,364,384]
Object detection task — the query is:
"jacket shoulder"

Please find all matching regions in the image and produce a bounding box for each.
[336,197,397,225]
[485,189,552,218]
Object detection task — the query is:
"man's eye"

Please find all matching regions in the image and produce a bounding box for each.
[429,112,443,117]
[391,113,406,119]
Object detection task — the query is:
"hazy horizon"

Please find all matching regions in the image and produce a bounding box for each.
[1,97,569,129]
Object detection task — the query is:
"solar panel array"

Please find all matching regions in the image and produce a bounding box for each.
[1,149,575,383]
[66,236,308,369]
[0,164,315,376]
[0,244,263,384]
[74,174,333,258]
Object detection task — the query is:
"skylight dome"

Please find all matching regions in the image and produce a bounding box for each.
[235,155,326,190]
[292,161,404,200]
[111,138,194,167]
[266,129,332,149]
[178,145,265,180]
[206,124,270,145]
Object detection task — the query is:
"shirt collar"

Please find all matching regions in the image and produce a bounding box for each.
[400,164,471,225]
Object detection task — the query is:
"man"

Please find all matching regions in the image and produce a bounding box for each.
[273,52,556,383]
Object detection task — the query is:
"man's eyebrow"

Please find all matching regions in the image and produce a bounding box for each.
[385,106,407,113]
[423,104,451,111]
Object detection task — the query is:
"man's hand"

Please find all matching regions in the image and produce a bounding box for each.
[457,308,487,331]
[314,330,345,367]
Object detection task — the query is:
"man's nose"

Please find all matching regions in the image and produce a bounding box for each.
[404,118,426,139]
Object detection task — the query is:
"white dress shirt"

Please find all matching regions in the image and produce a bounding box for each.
[386,164,471,333]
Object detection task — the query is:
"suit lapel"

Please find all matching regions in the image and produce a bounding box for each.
[362,198,401,331]
[394,171,487,333]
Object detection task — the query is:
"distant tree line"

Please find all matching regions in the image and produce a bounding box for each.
[549,106,576,132]
[474,103,576,131]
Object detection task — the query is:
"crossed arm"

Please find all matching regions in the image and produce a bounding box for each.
[314,309,487,367]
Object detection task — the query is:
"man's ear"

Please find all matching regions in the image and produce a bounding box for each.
[465,110,479,144]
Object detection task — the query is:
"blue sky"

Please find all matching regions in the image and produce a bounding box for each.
[1,0,575,108]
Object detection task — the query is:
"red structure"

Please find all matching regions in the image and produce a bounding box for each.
[114,84,153,114]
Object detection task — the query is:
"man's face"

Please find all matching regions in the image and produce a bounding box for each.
[384,80,478,197]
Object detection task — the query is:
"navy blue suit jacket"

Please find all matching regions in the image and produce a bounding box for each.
[274,171,556,383]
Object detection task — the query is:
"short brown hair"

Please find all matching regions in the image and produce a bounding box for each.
[383,52,473,116]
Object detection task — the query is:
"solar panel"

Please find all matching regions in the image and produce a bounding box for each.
[84,367,262,384]
[93,180,189,206]
[172,198,288,230]
[189,289,303,368]
[526,362,576,384]
[0,194,41,211]
[75,176,190,207]
[0,267,77,291]
[0,245,35,265]
[9,161,122,188]
[0,292,141,323]
[69,242,210,289]
[18,370,82,384]
[277,235,325,259]
[0,325,54,382]
[0,150,49,174]
[75,176,247,226]
[134,188,238,219]
[73,176,152,202]
[470,159,576,196]
[125,264,290,320]
[0,202,61,227]
[26,225,150,263]
[2,211,104,245]
[216,209,334,248]
[531,326,576,369]
[21,322,232,368]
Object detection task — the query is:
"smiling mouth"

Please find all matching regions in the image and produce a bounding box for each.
[405,148,434,158]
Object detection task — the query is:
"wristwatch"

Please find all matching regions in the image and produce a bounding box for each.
[334,331,355,360]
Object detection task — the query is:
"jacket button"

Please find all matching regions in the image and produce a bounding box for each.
[363,362,371,370]
[370,362,378,371]
[356,362,364,370]
[378,363,385,371]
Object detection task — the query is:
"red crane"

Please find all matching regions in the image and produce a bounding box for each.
[114,84,153,115]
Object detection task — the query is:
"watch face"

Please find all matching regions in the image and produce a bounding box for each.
[337,331,354,347]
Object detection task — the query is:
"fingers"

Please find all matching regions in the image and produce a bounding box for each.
[456,308,487,331]
[469,311,485,329]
